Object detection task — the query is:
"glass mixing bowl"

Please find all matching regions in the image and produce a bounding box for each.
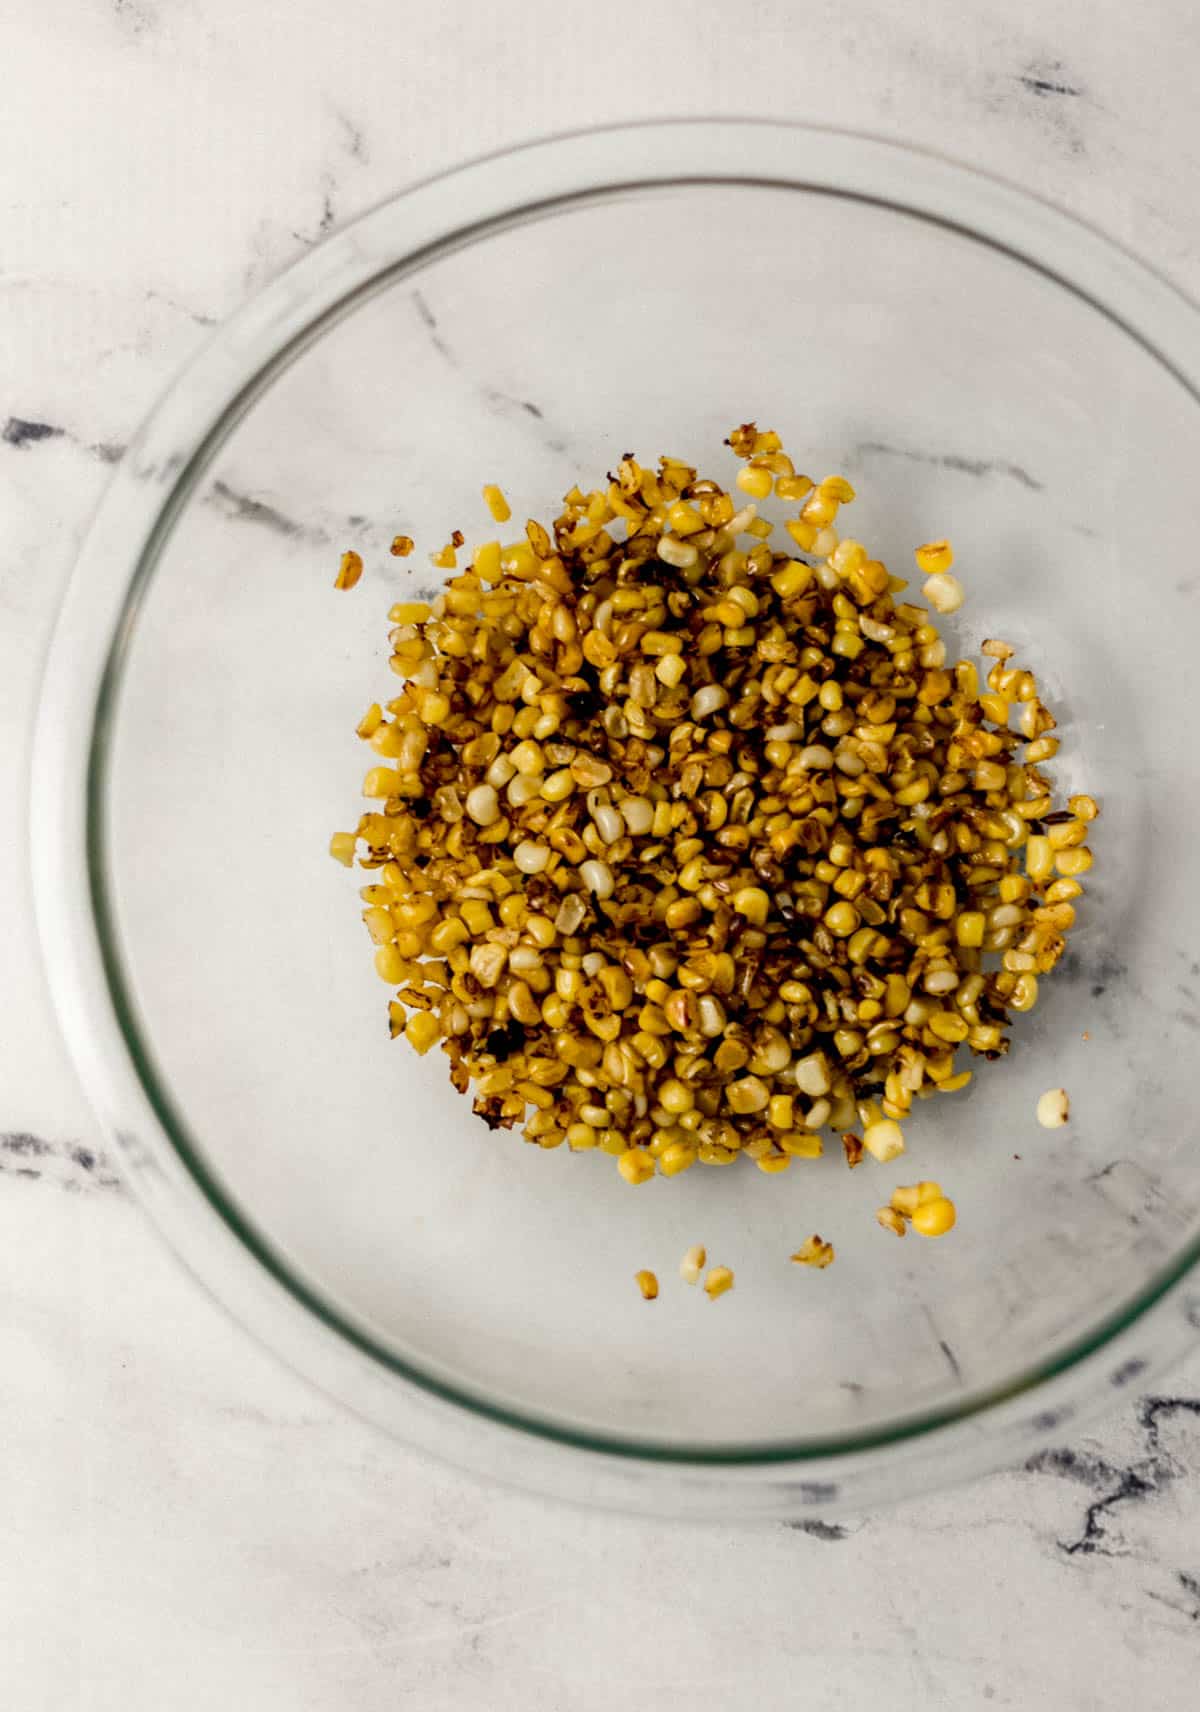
[32,122,1200,1519]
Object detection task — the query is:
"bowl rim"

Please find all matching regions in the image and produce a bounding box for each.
[31,117,1200,1514]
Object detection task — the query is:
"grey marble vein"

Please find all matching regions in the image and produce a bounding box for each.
[0,1130,122,1193]
[853,438,1045,491]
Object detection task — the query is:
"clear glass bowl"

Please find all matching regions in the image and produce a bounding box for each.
[32,122,1200,1519]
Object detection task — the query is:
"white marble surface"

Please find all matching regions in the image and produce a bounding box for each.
[4,2,1200,1706]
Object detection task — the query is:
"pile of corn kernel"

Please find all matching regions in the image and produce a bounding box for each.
[332,425,1097,1214]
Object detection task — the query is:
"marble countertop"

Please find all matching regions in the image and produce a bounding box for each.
[4,3,1200,1706]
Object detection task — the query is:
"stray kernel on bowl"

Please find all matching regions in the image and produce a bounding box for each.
[333,424,1097,1245]
[1036,1087,1070,1128]
[791,1234,835,1269]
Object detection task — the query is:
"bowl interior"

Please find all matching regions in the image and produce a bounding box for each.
[101,181,1200,1453]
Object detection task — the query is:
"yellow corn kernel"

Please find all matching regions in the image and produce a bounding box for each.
[404,1011,440,1055]
[756,1154,791,1173]
[1067,794,1099,822]
[912,1196,956,1237]
[329,831,357,867]
[863,1119,905,1163]
[732,886,770,926]
[482,484,511,522]
[335,549,363,590]
[824,901,860,938]
[390,602,432,625]
[617,1148,655,1186]
[363,767,403,797]
[914,539,954,575]
[472,539,502,580]
[660,1136,698,1177]
[634,1269,658,1300]
[1054,847,1093,876]
[779,1132,823,1158]
[736,465,773,500]
[955,911,985,948]
[771,560,814,600]
[785,518,819,552]
[1025,835,1053,882]
[704,1266,735,1299]
[374,945,407,984]
[655,653,687,688]
[767,1094,794,1130]
[389,535,414,557]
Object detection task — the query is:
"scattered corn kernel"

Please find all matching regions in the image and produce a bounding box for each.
[634,1269,658,1300]
[680,1244,707,1285]
[335,549,363,590]
[791,1234,835,1268]
[704,1265,735,1299]
[1037,1087,1070,1128]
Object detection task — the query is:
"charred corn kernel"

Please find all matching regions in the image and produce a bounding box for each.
[482,484,510,522]
[679,1244,706,1285]
[634,1269,658,1300]
[613,1148,652,1186]
[877,1206,907,1237]
[914,539,954,575]
[335,549,363,590]
[329,831,356,866]
[704,1266,735,1299]
[863,1119,905,1163]
[912,1196,956,1237]
[389,535,414,557]
[1037,1087,1070,1127]
[791,1234,835,1268]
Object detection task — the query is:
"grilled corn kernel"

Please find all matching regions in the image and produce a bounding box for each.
[704,1265,735,1299]
[791,1234,835,1268]
[634,1269,658,1300]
